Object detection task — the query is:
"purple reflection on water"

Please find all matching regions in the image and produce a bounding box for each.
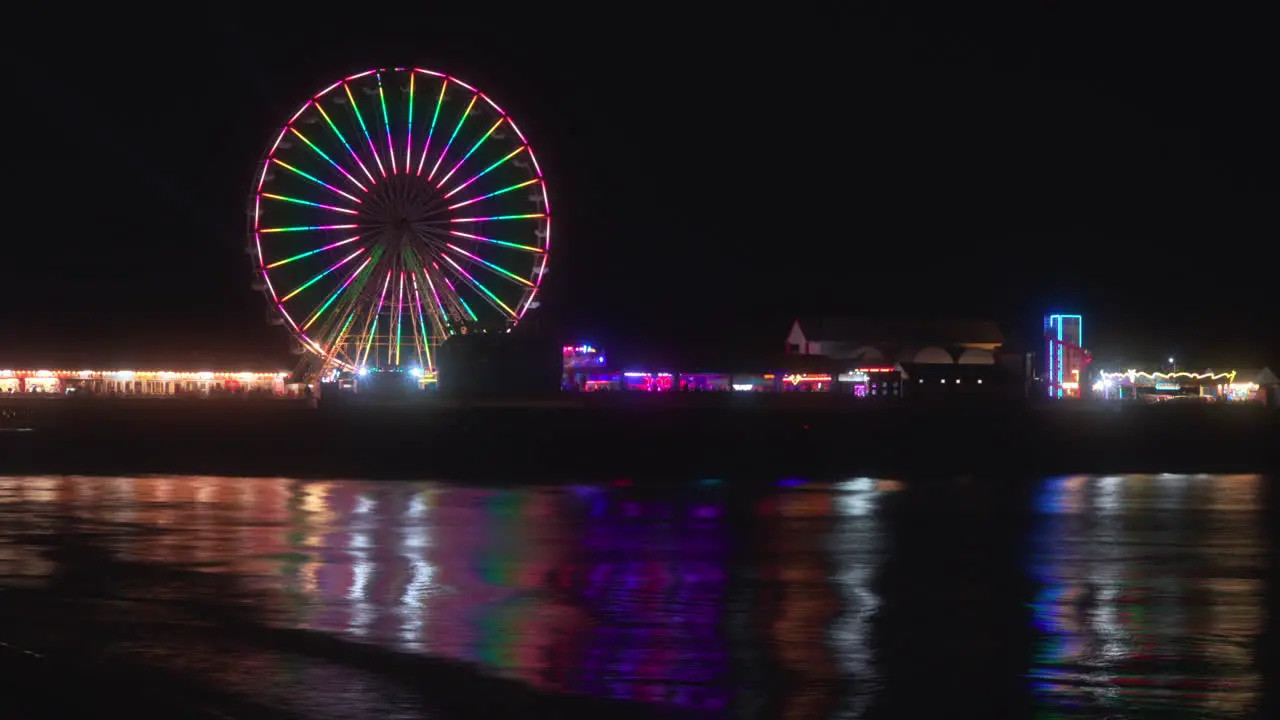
[571,493,732,712]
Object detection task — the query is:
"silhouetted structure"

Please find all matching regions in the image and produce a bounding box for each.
[436,332,561,397]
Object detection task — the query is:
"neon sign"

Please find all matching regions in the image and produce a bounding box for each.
[783,373,831,385]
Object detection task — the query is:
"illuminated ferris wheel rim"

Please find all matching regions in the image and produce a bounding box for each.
[248,67,551,374]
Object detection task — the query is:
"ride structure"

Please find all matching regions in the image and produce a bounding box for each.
[248,67,550,386]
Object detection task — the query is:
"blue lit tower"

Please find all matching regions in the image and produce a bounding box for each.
[1044,314,1090,398]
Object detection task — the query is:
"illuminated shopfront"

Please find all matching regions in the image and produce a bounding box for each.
[836,366,902,398]
[782,373,832,392]
[1091,369,1266,402]
[622,371,675,391]
[0,368,290,397]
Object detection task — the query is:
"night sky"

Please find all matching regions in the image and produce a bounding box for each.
[3,6,1276,368]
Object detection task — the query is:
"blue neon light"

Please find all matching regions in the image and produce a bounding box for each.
[1056,318,1064,398]
[1044,313,1084,399]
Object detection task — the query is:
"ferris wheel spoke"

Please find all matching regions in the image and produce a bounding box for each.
[345,82,387,178]
[360,270,394,367]
[376,73,397,175]
[399,255,426,370]
[314,101,378,186]
[302,253,374,331]
[415,79,448,176]
[309,300,357,365]
[261,193,360,216]
[394,269,407,366]
[271,159,364,204]
[280,247,366,303]
[430,261,478,323]
[434,118,504,189]
[323,311,361,366]
[289,127,368,192]
[265,235,361,269]
[440,242,535,288]
[257,224,360,234]
[440,146,526,200]
[409,271,435,369]
[437,254,518,319]
[449,213,544,224]
[448,230,546,254]
[404,72,416,174]
[446,178,540,212]
[414,259,453,334]
[426,94,478,182]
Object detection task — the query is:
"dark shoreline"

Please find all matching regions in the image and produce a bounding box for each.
[3,398,1276,480]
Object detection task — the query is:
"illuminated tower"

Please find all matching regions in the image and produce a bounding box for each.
[1044,313,1090,398]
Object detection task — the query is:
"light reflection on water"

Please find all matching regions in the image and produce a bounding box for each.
[1029,474,1266,718]
[0,473,1269,719]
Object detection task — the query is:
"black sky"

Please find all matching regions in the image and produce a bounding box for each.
[2,5,1276,367]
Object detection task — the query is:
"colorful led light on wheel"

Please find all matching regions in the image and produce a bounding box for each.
[249,68,550,374]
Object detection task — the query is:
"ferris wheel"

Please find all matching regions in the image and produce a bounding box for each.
[249,67,550,378]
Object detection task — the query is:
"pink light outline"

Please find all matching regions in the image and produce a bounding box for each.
[480,93,504,115]
[448,76,476,92]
